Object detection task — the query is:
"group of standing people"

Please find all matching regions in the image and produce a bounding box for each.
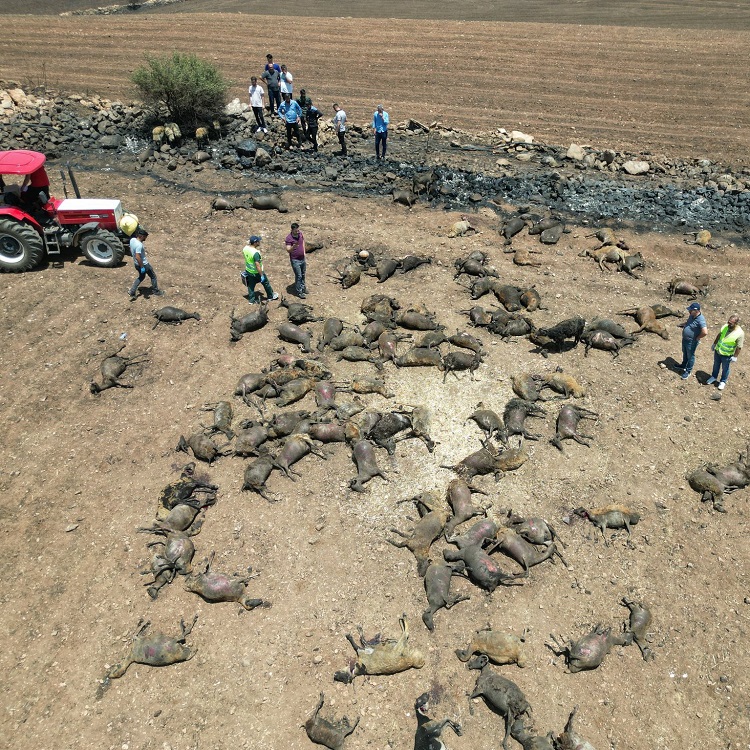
[248,53,325,152]
[241,222,308,304]
[248,52,390,158]
[678,301,743,391]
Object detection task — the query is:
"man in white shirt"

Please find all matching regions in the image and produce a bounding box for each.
[280,65,293,96]
[333,103,347,156]
[248,76,267,133]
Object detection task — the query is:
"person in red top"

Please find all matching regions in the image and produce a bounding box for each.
[285,222,307,299]
[22,165,50,209]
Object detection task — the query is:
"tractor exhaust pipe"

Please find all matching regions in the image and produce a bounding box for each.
[59,169,69,199]
[66,163,81,199]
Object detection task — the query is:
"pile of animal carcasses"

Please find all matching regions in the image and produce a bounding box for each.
[687,442,750,512]
[97,218,675,750]
[329,248,433,288]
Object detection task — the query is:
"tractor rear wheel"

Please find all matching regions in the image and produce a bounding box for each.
[0,218,45,272]
[81,229,125,268]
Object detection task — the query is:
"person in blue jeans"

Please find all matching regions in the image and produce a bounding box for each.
[128,226,164,300]
[242,235,278,304]
[677,301,707,379]
[706,314,743,391]
[372,104,389,160]
[285,222,307,299]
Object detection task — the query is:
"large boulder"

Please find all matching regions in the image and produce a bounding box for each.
[566,143,585,161]
[99,135,122,149]
[225,98,248,116]
[235,139,258,158]
[622,160,650,175]
[255,147,272,167]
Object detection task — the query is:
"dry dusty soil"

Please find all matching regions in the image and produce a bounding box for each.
[1,4,750,750]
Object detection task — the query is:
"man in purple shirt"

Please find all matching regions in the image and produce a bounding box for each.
[285,222,307,298]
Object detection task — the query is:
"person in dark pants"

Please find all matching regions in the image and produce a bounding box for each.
[278,93,303,149]
[305,105,322,152]
[242,235,278,303]
[677,301,707,380]
[372,104,389,160]
[262,65,281,115]
[333,103,347,156]
[296,89,313,140]
[285,222,307,298]
[128,226,164,300]
[248,76,267,133]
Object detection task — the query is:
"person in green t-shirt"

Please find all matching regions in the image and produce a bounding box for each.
[241,235,278,304]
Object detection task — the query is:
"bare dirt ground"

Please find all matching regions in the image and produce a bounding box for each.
[2,155,750,750]
[2,4,750,750]
[1,9,750,166]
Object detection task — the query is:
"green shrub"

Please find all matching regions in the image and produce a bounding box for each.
[132,52,230,129]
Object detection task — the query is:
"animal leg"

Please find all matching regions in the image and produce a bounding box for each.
[179,614,199,640]
[572,434,593,446]
[445,593,471,608]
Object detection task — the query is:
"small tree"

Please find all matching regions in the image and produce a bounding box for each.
[132,52,230,129]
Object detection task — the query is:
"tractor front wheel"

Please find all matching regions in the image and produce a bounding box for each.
[80,229,126,268]
[0,218,45,272]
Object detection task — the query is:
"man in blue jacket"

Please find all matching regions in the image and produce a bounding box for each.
[372,104,390,160]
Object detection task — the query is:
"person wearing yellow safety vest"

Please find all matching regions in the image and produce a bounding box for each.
[241,235,279,304]
[706,314,743,391]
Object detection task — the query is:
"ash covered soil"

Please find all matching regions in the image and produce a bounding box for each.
[1,144,750,750]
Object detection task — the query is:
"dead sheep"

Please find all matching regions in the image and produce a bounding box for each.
[467,654,531,750]
[102,615,197,685]
[574,504,641,544]
[622,597,655,661]
[387,493,450,576]
[487,528,557,575]
[333,615,425,683]
[90,344,149,394]
[456,626,528,667]
[183,552,270,611]
[448,215,478,238]
[668,276,709,300]
[532,316,586,356]
[542,370,586,398]
[547,623,632,673]
[152,306,201,328]
[421,560,470,631]
[413,692,462,750]
[550,405,599,453]
[304,693,359,750]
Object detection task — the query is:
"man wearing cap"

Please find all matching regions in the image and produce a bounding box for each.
[372,104,389,160]
[707,314,743,391]
[242,235,278,304]
[677,302,707,380]
[128,227,164,301]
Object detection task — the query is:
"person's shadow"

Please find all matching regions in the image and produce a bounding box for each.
[661,356,710,383]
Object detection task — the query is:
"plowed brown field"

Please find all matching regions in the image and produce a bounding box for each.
[1,6,750,166]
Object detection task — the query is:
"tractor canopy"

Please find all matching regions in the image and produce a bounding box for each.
[0,150,46,176]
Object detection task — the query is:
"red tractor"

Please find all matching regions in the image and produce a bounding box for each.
[0,149,137,272]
